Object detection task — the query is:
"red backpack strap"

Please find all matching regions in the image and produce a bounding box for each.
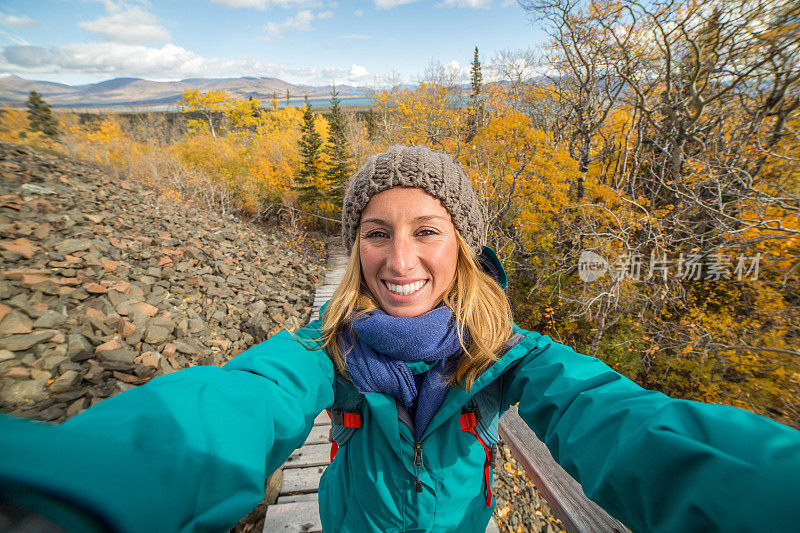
[328,408,362,461]
[460,408,494,506]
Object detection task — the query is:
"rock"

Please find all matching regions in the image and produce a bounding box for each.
[0,304,11,322]
[96,348,137,364]
[144,325,170,344]
[2,366,29,379]
[95,339,125,353]
[0,311,33,335]
[137,351,162,369]
[100,258,119,271]
[86,307,107,323]
[116,300,158,317]
[0,238,38,259]
[32,310,66,328]
[162,343,176,357]
[0,331,55,351]
[0,379,47,404]
[67,334,94,361]
[55,238,92,255]
[0,350,16,363]
[37,405,65,421]
[66,397,87,418]
[172,340,199,355]
[21,183,57,195]
[49,370,80,393]
[40,355,68,371]
[84,282,108,294]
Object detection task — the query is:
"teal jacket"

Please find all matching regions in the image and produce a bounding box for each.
[1,315,800,532]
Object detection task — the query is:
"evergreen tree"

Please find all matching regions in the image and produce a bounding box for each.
[286,89,290,108]
[465,47,484,141]
[26,91,58,139]
[294,98,324,205]
[365,108,378,140]
[323,86,352,214]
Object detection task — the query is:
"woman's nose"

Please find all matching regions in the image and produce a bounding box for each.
[386,235,416,273]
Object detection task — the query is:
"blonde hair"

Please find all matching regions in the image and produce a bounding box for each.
[317,231,513,391]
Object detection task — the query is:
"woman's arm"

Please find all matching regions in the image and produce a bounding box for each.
[501,325,800,532]
[0,322,334,533]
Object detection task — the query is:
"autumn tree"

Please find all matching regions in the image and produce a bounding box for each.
[26,91,58,139]
[323,86,352,215]
[179,89,228,138]
[294,98,325,206]
[519,0,627,199]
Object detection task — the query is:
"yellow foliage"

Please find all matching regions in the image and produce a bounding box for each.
[0,106,59,149]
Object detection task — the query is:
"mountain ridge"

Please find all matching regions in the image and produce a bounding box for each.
[0,75,371,109]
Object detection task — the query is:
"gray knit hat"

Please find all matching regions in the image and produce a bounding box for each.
[342,145,486,254]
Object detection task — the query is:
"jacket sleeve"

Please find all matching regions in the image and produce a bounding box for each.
[501,325,800,532]
[0,321,334,533]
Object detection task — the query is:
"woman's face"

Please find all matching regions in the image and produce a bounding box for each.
[359,187,459,318]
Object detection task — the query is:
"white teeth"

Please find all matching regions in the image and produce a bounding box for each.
[385,280,426,295]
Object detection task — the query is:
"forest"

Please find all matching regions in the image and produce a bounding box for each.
[3,0,798,428]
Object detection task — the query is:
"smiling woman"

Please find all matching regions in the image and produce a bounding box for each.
[359,188,459,318]
[1,146,800,533]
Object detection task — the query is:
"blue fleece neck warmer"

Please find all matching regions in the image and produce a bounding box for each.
[339,306,464,441]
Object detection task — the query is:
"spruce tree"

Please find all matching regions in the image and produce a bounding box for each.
[26,91,59,139]
[466,47,484,141]
[294,98,324,206]
[323,86,352,215]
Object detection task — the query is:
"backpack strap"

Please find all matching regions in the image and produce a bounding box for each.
[460,407,495,506]
[327,407,363,462]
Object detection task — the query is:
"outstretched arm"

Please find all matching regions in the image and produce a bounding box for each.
[0,323,334,533]
[501,325,800,532]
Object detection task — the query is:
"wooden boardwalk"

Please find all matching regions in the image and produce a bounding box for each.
[263,242,499,532]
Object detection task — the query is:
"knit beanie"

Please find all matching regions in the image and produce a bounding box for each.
[341,145,485,254]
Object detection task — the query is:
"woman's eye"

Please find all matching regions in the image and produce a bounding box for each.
[365,230,389,239]
[417,228,439,237]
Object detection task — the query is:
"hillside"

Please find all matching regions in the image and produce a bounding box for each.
[0,142,326,423]
[0,75,370,109]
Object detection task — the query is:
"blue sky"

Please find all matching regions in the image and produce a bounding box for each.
[0,0,547,87]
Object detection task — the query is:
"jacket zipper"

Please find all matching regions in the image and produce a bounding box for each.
[414,441,423,492]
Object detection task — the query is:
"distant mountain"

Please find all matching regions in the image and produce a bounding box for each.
[0,75,371,110]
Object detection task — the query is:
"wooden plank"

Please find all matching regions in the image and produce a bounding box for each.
[277,493,318,504]
[286,445,330,469]
[280,466,327,494]
[498,407,629,533]
[304,425,330,446]
[263,501,322,532]
[313,411,330,426]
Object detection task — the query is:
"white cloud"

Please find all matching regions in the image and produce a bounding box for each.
[79,4,170,44]
[436,0,492,8]
[349,64,369,79]
[211,0,321,9]
[260,9,333,40]
[0,42,297,81]
[353,8,364,16]
[372,0,422,9]
[0,13,41,28]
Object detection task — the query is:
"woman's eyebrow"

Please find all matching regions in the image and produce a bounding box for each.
[361,215,448,226]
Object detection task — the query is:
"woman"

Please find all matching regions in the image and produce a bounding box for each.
[1,145,799,532]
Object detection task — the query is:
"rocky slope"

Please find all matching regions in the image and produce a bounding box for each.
[0,142,325,424]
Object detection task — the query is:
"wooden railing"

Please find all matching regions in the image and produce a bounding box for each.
[499,407,629,533]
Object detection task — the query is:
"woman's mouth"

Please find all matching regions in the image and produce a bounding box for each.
[383,280,427,296]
